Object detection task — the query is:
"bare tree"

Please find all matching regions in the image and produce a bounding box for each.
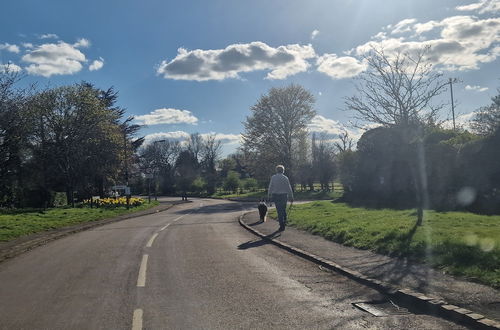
[242,84,316,184]
[346,46,448,127]
[334,129,354,153]
[345,46,448,226]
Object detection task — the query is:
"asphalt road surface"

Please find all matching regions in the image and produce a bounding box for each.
[0,198,464,329]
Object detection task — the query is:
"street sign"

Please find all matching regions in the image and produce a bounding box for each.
[112,185,127,190]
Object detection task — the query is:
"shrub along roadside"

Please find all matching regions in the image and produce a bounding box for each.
[0,201,159,242]
[271,201,500,288]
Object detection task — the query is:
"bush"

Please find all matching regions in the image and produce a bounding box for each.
[242,178,258,191]
[223,171,240,193]
[53,192,67,207]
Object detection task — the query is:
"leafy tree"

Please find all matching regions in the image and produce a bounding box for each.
[242,84,316,184]
[471,88,500,136]
[242,177,258,191]
[312,134,336,191]
[139,139,180,195]
[175,150,199,199]
[0,69,32,207]
[223,171,240,193]
[29,83,142,206]
[200,134,222,195]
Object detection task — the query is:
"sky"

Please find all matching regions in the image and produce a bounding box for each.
[1,0,499,155]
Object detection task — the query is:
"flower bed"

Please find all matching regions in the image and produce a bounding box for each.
[83,197,145,208]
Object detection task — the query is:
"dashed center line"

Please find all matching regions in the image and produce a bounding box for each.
[137,254,149,287]
[132,309,143,330]
[146,233,158,247]
[159,223,170,231]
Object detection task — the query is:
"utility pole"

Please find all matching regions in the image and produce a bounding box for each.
[449,78,457,131]
[124,132,130,209]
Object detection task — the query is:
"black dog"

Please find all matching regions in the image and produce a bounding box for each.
[258,201,268,222]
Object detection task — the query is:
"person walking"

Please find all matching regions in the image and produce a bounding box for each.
[268,165,294,231]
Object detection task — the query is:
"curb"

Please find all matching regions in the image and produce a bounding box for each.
[0,201,190,264]
[238,212,500,330]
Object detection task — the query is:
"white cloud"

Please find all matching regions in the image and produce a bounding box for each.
[22,43,34,49]
[456,0,500,14]
[40,33,59,40]
[22,41,86,77]
[0,63,22,73]
[442,112,475,130]
[308,115,372,144]
[89,58,104,71]
[316,54,367,79]
[73,38,90,48]
[465,84,489,92]
[311,29,320,40]
[0,43,20,53]
[135,108,199,125]
[353,14,500,72]
[391,18,417,34]
[157,41,316,81]
[318,91,322,96]
[200,132,242,144]
[144,131,241,146]
[143,131,191,144]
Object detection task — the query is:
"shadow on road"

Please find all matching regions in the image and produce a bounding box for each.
[237,230,282,250]
[174,202,251,215]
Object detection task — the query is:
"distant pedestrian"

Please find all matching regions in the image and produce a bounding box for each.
[268,165,294,231]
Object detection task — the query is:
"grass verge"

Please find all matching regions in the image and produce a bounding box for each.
[271,200,500,288]
[0,201,160,242]
[212,189,342,201]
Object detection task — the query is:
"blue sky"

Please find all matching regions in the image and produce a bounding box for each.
[1,0,499,154]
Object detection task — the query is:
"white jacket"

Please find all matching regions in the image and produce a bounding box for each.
[267,173,294,198]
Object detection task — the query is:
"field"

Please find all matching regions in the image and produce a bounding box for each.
[0,201,159,242]
[271,200,500,288]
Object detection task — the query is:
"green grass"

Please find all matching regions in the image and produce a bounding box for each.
[211,189,342,201]
[0,201,160,242]
[270,200,500,288]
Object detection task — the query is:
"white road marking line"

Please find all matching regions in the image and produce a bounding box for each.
[146,233,158,247]
[132,309,143,330]
[137,254,149,287]
[159,223,170,231]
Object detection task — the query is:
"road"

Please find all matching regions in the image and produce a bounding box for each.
[0,198,464,329]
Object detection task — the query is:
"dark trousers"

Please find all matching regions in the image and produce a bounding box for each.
[272,193,288,227]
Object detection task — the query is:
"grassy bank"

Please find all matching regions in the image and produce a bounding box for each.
[271,201,500,288]
[0,201,160,242]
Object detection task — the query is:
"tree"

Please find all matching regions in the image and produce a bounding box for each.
[200,134,222,195]
[345,46,448,127]
[334,129,354,153]
[0,68,32,207]
[29,83,142,206]
[345,46,448,225]
[242,84,316,184]
[139,139,180,195]
[312,134,336,191]
[223,171,240,193]
[175,150,198,199]
[471,88,500,136]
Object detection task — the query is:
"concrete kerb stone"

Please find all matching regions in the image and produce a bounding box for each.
[238,212,500,330]
[0,200,190,264]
